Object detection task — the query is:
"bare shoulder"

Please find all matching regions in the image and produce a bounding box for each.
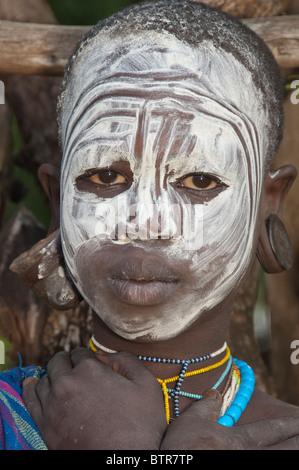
[238,388,299,425]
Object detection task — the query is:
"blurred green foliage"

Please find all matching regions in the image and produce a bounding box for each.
[47,0,142,25]
[6,115,51,228]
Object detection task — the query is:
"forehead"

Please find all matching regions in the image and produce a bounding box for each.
[62,31,264,128]
[61,31,265,182]
[63,93,245,186]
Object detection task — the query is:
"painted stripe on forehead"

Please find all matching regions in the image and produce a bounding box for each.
[61,80,262,186]
[62,87,200,158]
[61,71,195,148]
[61,63,256,151]
[63,70,200,131]
[62,93,259,179]
[62,103,197,180]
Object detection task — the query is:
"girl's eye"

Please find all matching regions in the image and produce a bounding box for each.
[177,173,224,191]
[86,170,127,186]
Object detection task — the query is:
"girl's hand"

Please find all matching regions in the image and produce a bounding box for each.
[161,390,299,450]
[22,348,167,450]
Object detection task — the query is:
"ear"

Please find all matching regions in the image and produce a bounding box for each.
[38,163,60,233]
[257,165,297,273]
[263,165,297,218]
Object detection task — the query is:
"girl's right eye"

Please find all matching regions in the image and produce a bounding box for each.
[76,167,130,197]
[85,169,127,186]
[176,173,226,191]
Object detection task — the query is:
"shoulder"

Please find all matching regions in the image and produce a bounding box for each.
[238,388,299,424]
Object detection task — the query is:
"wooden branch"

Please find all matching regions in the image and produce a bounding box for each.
[244,15,299,69]
[0,15,298,76]
[0,21,89,76]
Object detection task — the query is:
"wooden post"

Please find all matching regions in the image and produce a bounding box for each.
[0,16,298,76]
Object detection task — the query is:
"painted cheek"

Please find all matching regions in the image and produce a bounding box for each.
[188,181,253,307]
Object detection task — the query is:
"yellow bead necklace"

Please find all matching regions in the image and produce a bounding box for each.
[89,337,230,424]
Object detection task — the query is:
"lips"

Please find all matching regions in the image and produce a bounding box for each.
[106,247,180,306]
[109,278,179,306]
[75,240,182,307]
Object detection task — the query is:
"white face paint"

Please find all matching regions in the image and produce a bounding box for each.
[59,31,266,341]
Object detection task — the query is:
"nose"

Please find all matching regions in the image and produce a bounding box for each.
[94,185,203,249]
[124,193,182,241]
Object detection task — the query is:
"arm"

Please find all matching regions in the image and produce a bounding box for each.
[23,350,299,450]
[160,391,299,450]
[22,348,167,450]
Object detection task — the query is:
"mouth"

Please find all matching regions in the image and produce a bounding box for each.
[106,251,180,306]
[109,278,179,306]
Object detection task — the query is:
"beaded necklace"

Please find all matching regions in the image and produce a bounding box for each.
[89,336,255,426]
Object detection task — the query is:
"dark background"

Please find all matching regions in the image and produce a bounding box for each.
[48,0,141,25]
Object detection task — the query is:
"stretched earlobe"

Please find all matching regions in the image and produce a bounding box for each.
[10,229,82,310]
[256,214,293,274]
[257,165,297,274]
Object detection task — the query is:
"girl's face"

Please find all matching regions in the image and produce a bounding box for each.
[60,36,265,342]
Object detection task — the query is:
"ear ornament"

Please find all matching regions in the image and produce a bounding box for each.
[9,229,82,310]
[257,214,293,274]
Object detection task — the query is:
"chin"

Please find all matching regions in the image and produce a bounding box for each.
[97,308,198,343]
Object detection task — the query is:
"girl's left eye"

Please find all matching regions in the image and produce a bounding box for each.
[85,169,127,186]
[177,173,225,191]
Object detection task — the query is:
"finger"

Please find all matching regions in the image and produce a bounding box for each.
[239,415,299,449]
[35,374,51,405]
[259,416,299,448]
[95,350,157,384]
[70,347,96,367]
[46,350,73,383]
[265,435,299,450]
[181,390,223,423]
[22,378,43,425]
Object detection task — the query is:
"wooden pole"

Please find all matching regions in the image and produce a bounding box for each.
[0,21,89,76]
[244,15,299,69]
[0,16,298,76]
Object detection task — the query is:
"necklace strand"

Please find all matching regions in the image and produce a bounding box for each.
[88,337,254,426]
[154,346,231,423]
[90,336,228,422]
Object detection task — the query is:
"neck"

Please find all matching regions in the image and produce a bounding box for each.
[91,298,231,358]
[91,300,233,418]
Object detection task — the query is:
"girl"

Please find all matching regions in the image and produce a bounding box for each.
[3,0,299,449]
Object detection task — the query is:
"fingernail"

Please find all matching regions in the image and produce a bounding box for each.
[23,377,38,387]
[203,389,220,400]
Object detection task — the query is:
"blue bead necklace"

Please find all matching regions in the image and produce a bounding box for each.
[217,358,255,427]
[89,336,255,426]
